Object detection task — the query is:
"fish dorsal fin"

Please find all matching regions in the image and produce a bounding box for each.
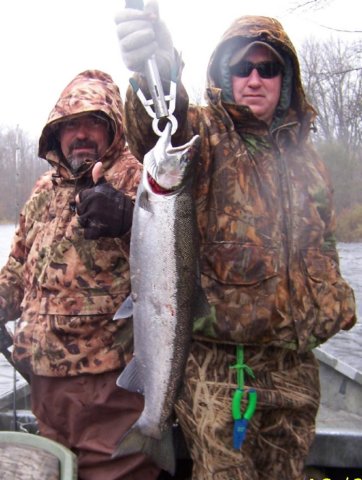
[114,295,133,320]
[116,357,144,394]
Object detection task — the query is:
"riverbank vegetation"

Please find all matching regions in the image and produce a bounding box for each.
[336,206,362,243]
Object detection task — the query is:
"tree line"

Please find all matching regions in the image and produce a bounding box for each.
[0,36,361,239]
[0,126,46,223]
[299,36,362,240]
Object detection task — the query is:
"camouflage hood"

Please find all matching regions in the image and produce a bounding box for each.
[38,70,126,178]
[207,15,316,126]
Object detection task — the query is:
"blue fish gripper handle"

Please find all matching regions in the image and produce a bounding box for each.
[233,418,249,449]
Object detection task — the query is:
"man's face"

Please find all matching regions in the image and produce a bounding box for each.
[231,45,283,125]
[58,113,111,172]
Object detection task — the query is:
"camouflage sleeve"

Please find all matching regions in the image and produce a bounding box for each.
[0,213,27,322]
[310,146,357,331]
[0,172,52,323]
[124,73,191,162]
[303,144,338,255]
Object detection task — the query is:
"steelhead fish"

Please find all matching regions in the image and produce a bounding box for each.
[112,122,207,474]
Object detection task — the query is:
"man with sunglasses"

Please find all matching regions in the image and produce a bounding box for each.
[0,70,161,479]
[115,6,356,479]
[229,41,285,125]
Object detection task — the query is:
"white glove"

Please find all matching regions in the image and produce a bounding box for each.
[114,0,174,77]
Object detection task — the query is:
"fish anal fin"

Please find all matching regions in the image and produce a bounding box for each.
[116,357,144,395]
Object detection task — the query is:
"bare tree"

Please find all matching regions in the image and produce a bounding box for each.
[0,126,47,222]
[288,0,333,13]
[300,37,362,146]
[299,37,362,211]
[288,0,362,33]
[188,83,206,106]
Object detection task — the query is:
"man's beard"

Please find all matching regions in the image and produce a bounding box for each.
[66,140,99,174]
[67,151,98,173]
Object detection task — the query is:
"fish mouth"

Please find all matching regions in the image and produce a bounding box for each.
[144,122,200,191]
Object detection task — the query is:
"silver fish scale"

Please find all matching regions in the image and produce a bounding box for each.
[130,186,197,439]
[114,128,202,475]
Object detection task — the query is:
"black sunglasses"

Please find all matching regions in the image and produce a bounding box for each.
[230,60,283,79]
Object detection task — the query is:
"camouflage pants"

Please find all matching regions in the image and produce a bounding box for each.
[175,341,320,480]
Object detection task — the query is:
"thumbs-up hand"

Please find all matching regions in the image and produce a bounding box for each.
[76,162,134,240]
[91,160,104,185]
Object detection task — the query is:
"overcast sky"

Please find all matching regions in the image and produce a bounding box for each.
[0,0,360,139]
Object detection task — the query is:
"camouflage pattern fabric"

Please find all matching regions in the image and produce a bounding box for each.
[123,17,356,352]
[122,15,357,479]
[0,70,142,377]
[175,341,320,480]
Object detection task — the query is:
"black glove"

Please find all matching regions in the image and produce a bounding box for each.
[77,180,134,240]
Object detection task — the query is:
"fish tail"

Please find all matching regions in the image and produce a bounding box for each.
[112,425,176,475]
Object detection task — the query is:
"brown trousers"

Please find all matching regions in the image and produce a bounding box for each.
[31,371,160,480]
[175,342,320,480]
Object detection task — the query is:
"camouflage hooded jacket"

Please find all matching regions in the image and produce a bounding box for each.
[0,70,142,376]
[124,17,356,352]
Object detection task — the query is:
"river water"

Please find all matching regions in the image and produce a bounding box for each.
[0,224,361,394]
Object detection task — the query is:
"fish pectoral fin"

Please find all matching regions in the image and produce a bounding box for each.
[139,189,153,212]
[113,295,133,320]
[112,426,176,476]
[116,357,144,394]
